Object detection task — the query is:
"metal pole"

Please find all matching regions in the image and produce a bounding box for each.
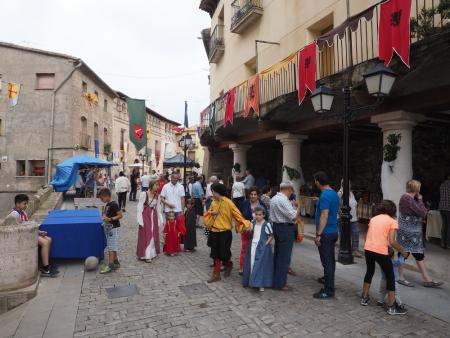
[338,87,354,265]
[183,144,187,195]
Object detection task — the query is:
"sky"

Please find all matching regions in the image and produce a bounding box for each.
[0,0,211,125]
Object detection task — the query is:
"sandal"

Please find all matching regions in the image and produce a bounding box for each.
[288,268,297,276]
[398,280,415,287]
[423,281,443,288]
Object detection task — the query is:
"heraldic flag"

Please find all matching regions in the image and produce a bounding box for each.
[7,82,21,107]
[379,0,412,67]
[127,98,147,151]
[244,75,259,118]
[297,42,317,105]
[224,87,235,126]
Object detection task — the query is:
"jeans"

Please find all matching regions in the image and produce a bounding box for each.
[273,223,295,289]
[351,221,360,252]
[117,192,127,210]
[318,233,338,296]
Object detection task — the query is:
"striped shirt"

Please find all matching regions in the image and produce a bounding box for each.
[270,192,297,224]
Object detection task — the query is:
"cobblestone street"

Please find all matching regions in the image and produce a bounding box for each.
[73,200,450,338]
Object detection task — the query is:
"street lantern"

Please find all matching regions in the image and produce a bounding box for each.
[311,64,397,265]
[179,133,195,195]
[363,63,397,97]
[310,86,335,114]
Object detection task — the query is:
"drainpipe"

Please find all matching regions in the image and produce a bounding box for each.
[47,60,83,184]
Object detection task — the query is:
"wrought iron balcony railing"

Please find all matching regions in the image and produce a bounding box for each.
[200,0,450,137]
[209,24,225,63]
[231,0,263,33]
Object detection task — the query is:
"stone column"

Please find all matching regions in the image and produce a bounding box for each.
[229,144,251,179]
[371,111,425,205]
[276,133,308,198]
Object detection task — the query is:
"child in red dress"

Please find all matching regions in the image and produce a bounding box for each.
[163,211,186,256]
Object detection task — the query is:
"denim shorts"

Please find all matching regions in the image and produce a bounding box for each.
[105,226,120,251]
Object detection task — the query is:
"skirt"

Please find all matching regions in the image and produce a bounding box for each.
[209,230,232,261]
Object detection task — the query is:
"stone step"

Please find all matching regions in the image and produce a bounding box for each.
[0,276,39,316]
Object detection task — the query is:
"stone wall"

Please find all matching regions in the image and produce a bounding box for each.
[0,186,52,222]
[301,134,383,196]
[0,221,39,292]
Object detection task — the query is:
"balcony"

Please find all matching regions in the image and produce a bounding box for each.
[209,24,225,63]
[199,0,450,139]
[231,0,263,34]
[104,143,111,154]
[80,133,91,150]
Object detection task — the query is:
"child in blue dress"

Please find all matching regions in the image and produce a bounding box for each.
[242,206,274,291]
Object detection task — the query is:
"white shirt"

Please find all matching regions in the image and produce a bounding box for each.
[205,183,214,199]
[160,182,185,212]
[338,190,358,222]
[232,182,245,198]
[115,176,130,193]
[74,174,84,189]
[141,174,151,188]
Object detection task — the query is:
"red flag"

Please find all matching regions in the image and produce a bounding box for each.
[297,42,317,105]
[379,0,412,67]
[224,88,235,126]
[244,75,259,118]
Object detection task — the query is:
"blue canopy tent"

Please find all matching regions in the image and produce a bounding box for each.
[50,155,113,192]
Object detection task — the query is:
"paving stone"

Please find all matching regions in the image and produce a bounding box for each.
[72,200,450,338]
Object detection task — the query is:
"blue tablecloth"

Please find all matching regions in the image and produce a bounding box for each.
[48,209,101,218]
[40,210,106,260]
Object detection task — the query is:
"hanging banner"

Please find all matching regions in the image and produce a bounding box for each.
[297,42,317,105]
[7,82,21,107]
[127,98,147,151]
[244,75,259,118]
[224,88,235,127]
[379,0,412,67]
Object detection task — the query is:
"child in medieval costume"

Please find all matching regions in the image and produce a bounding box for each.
[242,206,274,291]
[136,180,161,263]
[163,211,186,256]
[184,199,197,252]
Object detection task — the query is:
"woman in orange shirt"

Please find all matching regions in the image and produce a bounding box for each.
[360,200,409,316]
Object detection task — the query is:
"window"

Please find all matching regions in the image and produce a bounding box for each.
[29,160,45,176]
[0,74,2,91]
[104,99,108,112]
[120,129,125,150]
[82,81,87,93]
[0,118,3,136]
[16,160,26,176]
[94,122,99,141]
[94,91,99,99]
[122,103,126,113]
[36,73,55,90]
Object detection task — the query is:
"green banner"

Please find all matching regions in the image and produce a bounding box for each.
[127,98,147,151]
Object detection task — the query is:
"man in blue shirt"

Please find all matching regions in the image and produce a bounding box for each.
[192,176,205,227]
[313,171,339,299]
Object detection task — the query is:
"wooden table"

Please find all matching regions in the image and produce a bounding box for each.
[74,198,105,210]
[426,210,443,240]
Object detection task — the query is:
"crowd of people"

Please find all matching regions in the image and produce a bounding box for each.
[7,166,448,318]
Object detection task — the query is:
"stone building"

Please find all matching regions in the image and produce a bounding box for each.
[0,42,179,215]
[0,42,118,213]
[175,125,205,173]
[198,0,450,212]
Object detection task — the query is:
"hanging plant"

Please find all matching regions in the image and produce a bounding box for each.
[232,162,241,174]
[283,165,301,181]
[383,133,401,172]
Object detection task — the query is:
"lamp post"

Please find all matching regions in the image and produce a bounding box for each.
[179,133,194,195]
[138,152,147,176]
[311,63,397,265]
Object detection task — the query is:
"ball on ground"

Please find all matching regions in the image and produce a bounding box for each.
[84,256,99,271]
